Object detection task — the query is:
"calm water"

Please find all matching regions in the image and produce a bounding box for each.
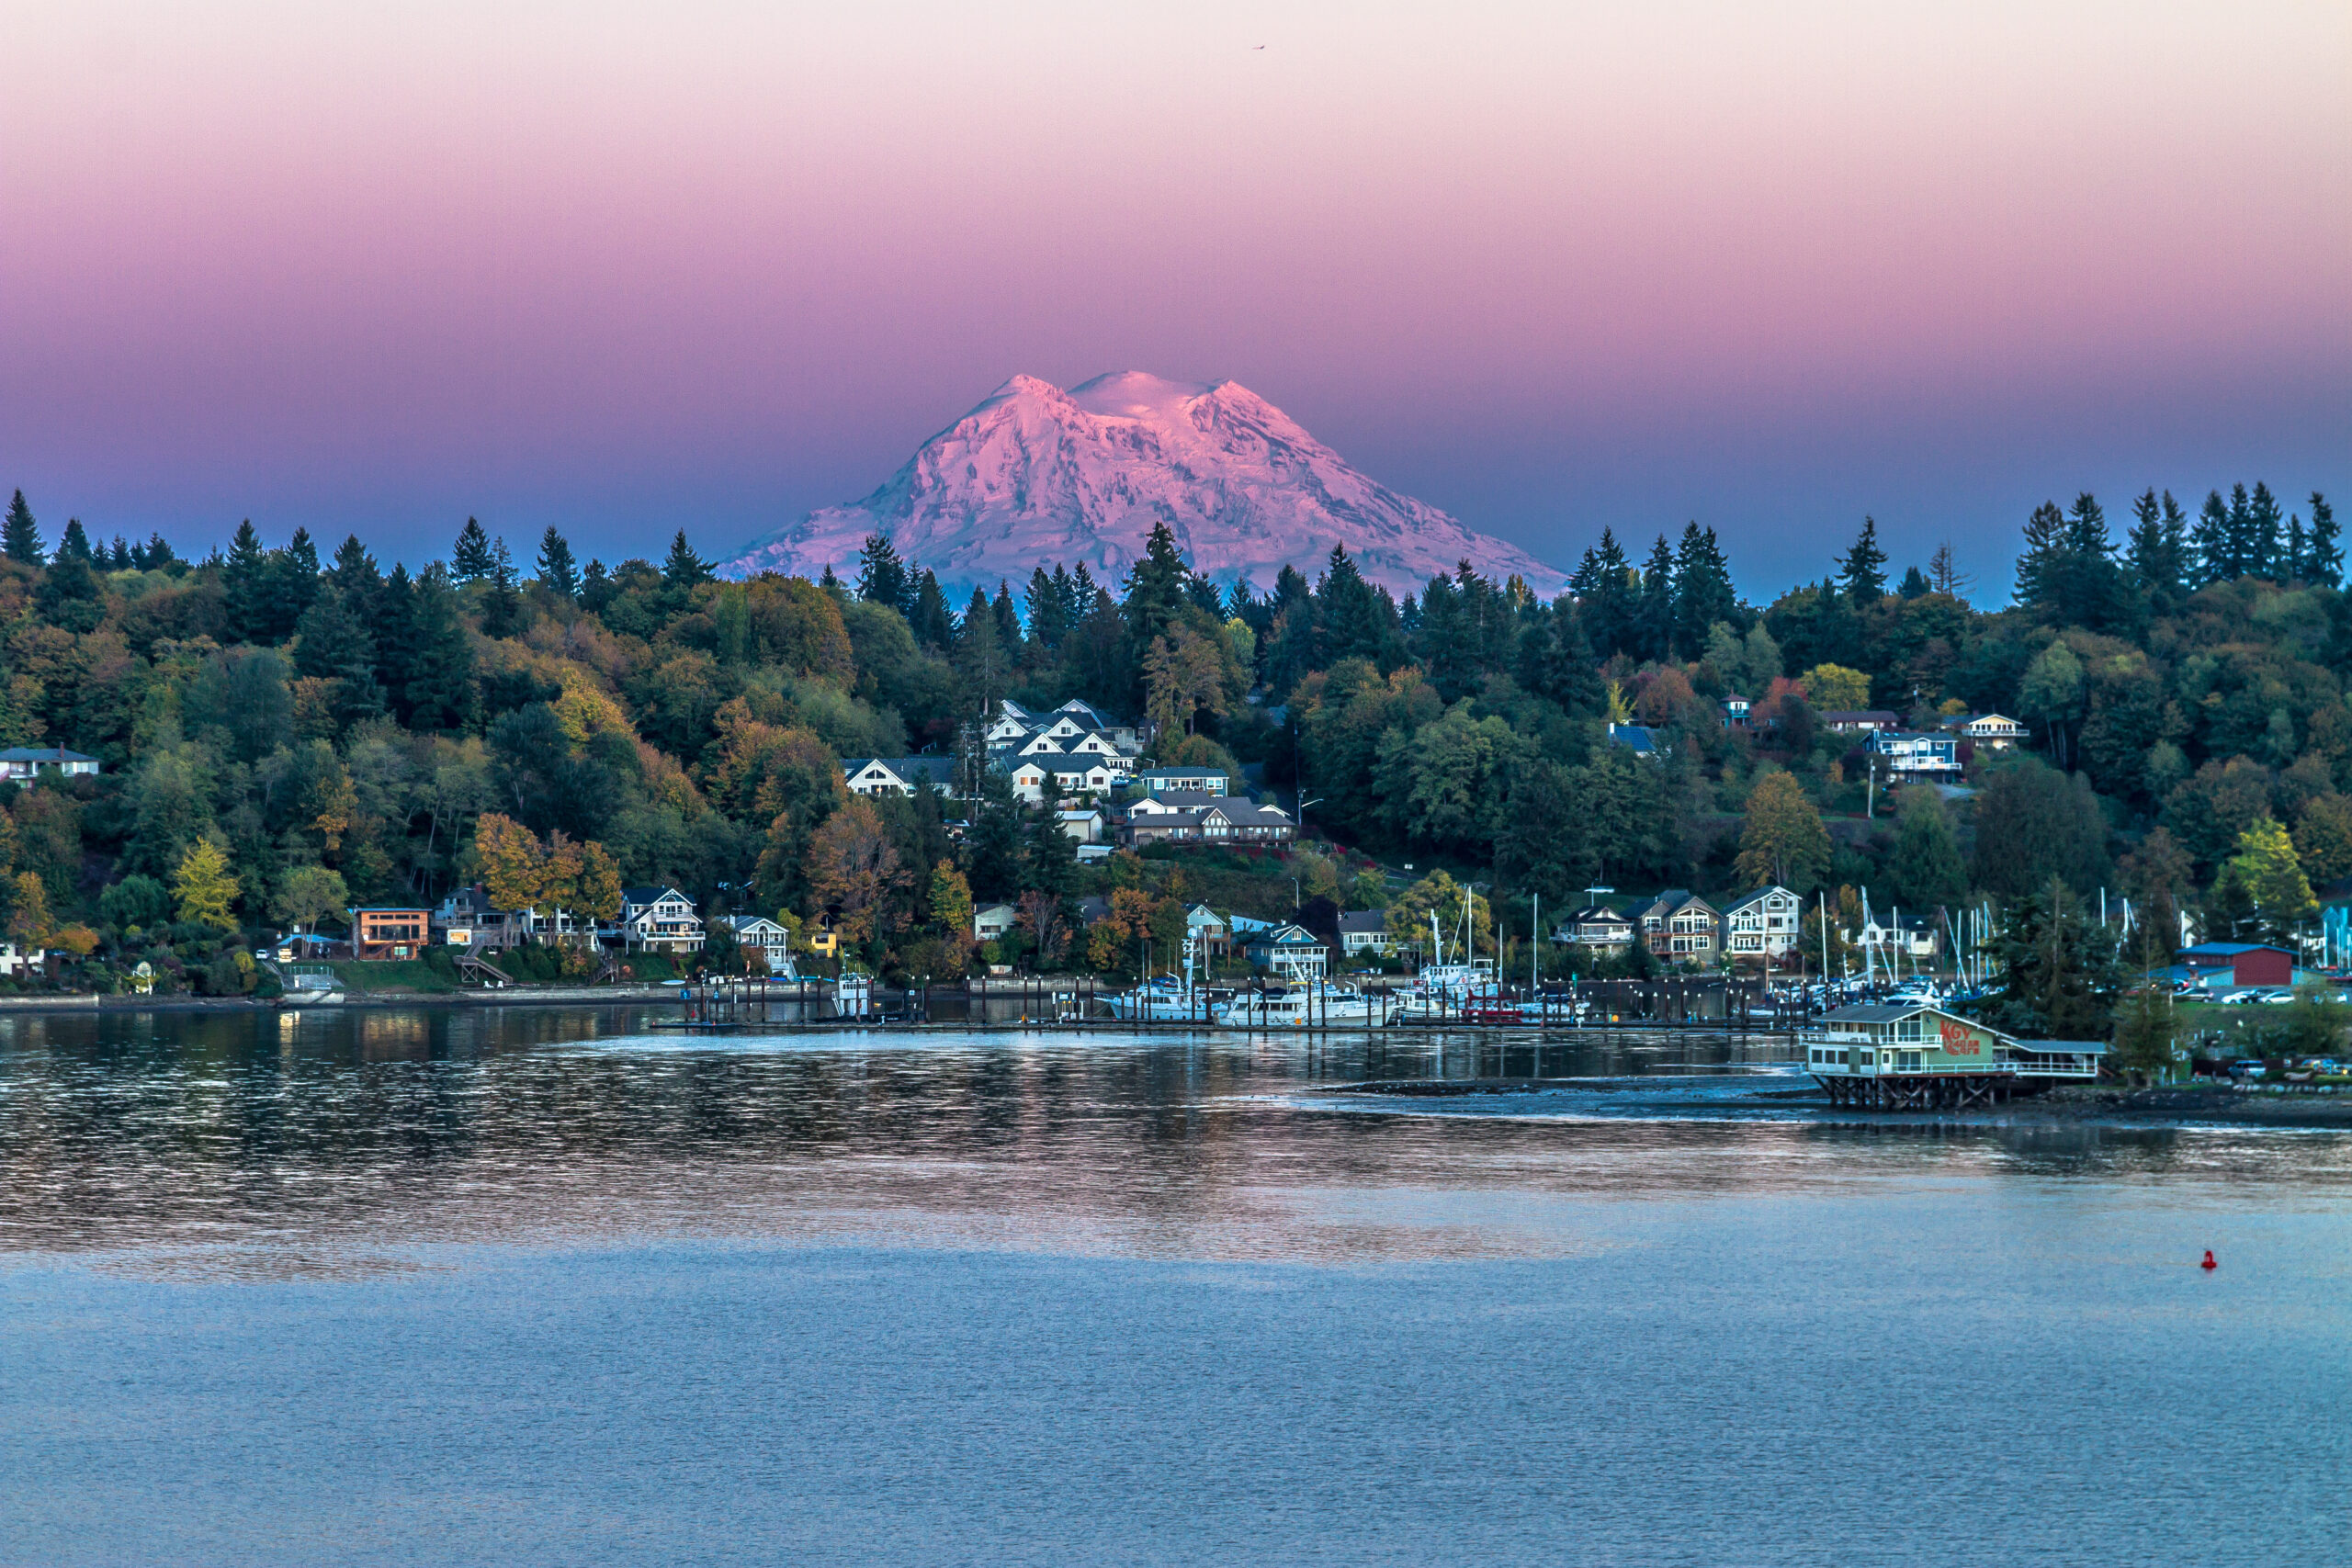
[2,1009,2346,1566]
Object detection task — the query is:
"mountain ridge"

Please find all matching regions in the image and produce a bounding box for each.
[718,373,1566,601]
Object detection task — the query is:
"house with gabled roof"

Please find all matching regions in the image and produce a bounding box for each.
[1720,886,1804,964]
[616,886,704,954]
[1634,890,1719,961]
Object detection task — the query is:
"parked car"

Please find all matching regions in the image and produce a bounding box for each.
[2259,989,2296,1005]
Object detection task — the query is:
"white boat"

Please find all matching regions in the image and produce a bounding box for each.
[1216,981,1392,1027]
[1390,960,1500,1021]
[1102,976,1217,1021]
[830,973,875,1019]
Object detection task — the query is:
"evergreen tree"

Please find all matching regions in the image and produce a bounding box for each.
[990,580,1023,654]
[221,520,272,644]
[1984,877,2121,1041]
[481,540,525,638]
[3,490,43,565]
[1316,546,1401,669]
[2015,502,2067,612]
[537,526,579,600]
[1023,565,1070,650]
[330,534,381,604]
[1634,534,1677,661]
[1895,565,1931,599]
[107,536,132,571]
[2126,489,2188,604]
[373,565,419,719]
[1672,523,1736,657]
[1122,522,1192,650]
[2191,488,2233,582]
[2246,482,2285,580]
[52,518,96,566]
[2307,491,2342,588]
[1573,528,1637,659]
[856,534,910,615]
[403,565,478,733]
[1837,516,1887,604]
[265,525,322,641]
[1515,597,1605,718]
[452,516,494,581]
[909,570,954,650]
[1887,787,1967,907]
[662,529,712,591]
[580,558,615,614]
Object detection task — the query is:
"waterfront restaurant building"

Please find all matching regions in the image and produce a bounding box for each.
[1804,1001,2105,1109]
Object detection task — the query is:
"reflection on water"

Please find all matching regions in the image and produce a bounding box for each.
[3,1008,2347,1274]
[5,1009,2349,1568]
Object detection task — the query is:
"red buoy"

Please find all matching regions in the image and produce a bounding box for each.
[2200,1250,2218,1271]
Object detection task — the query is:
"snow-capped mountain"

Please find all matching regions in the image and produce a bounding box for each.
[718,372,1565,602]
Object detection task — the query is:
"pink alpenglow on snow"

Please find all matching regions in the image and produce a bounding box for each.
[718,373,1566,601]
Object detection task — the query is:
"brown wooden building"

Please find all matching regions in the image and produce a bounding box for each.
[351,908,430,961]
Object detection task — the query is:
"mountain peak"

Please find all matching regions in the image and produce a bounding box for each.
[720,374,1564,600]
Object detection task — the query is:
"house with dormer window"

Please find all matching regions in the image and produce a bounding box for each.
[1720,886,1804,964]
[1634,890,1720,961]
[615,886,705,954]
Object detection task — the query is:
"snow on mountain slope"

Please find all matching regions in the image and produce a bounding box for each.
[718,372,1566,601]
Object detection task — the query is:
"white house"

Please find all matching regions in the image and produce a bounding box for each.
[1951,713,2027,750]
[616,886,705,953]
[1006,760,1051,803]
[1859,909,1941,961]
[1720,886,1804,964]
[0,940,44,976]
[1337,910,1393,957]
[718,914,796,972]
[0,746,99,780]
[1554,905,1634,953]
[973,903,1018,942]
[1057,808,1105,843]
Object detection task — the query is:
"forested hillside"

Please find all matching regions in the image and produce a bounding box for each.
[0,478,2341,998]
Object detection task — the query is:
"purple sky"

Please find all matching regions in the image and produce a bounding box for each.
[2,3,2344,601]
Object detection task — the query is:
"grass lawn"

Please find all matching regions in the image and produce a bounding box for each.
[329,959,459,994]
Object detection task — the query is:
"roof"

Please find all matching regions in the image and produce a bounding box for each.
[0,746,96,762]
[1557,904,1632,924]
[622,886,692,904]
[1246,923,1323,946]
[1719,886,1794,913]
[719,914,786,932]
[2178,942,2293,958]
[349,906,430,914]
[1815,1001,1948,1023]
[973,903,1017,919]
[1607,723,1658,753]
[1139,766,1227,778]
[1056,807,1102,820]
[1337,910,1387,933]
[887,755,957,784]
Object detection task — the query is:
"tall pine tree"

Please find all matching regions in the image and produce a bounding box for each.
[452,517,494,581]
[537,526,579,600]
[4,490,44,564]
[2306,492,2342,588]
[856,534,910,615]
[222,520,272,644]
[1837,516,1887,604]
[52,518,96,566]
[1672,522,1735,657]
[1634,535,1677,661]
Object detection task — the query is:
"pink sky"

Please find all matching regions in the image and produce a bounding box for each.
[2,1,2345,593]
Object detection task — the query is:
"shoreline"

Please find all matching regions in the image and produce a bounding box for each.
[1336,1077,2352,1128]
